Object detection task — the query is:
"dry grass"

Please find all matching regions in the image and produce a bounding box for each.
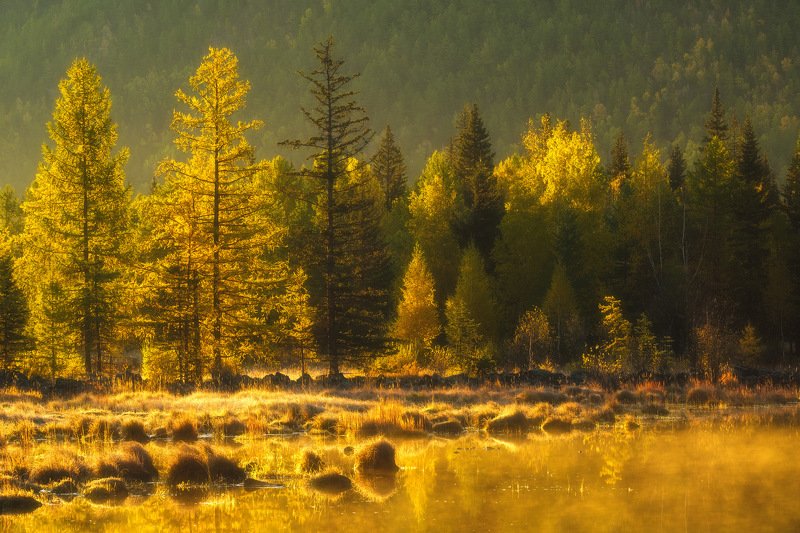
[354,439,399,473]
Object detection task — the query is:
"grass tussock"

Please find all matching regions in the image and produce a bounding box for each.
[432,419,464,435]
[0,494,42,514]
[485,409,529,434]
[170,416,199,443]
[83,477,128,503]
[29,449,90,485]
[166,445,210,487]
[341,400,430,437]
[354,439,399,474]
[95,442,157,483]
[308,470,352,494]
[297,450,324,474]
[120,419,149,443]
[515,389,567,405]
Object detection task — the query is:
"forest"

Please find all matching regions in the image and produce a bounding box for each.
[0,5,799,385]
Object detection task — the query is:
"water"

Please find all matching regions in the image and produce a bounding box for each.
[5,419,799,532]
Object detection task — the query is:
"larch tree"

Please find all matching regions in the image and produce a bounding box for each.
[668,145,687,192]
[373,125,408,209]
[156,47,282,381]
[0,230,29,371]
[394,245,440,362]
[445,244,498,355]
[282,37,390,375]
[19,58,130,377]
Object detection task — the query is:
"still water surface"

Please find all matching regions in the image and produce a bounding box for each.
[5,420,799,532]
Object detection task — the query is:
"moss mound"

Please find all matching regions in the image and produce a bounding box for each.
[354,439,399,474]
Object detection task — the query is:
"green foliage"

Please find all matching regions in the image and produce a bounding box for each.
[510,306,551,371]
[373,126,408,210]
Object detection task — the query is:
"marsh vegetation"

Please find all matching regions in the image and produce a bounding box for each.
[0,382,798,531]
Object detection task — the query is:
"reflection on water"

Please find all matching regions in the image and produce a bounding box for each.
[6,422,800,532]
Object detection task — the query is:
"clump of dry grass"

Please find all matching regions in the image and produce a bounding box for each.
[120,419,149,443]
[515,389,567,405]
[341,400,430,437]
[217,415,247,437]
[541,417,573,434]
[686,385,718,406]
[29,449,90,485]
[83,477,128,503]
[95,442,157,483]
[170,416,198,443]
[206,449,246,484]
[354,439,399,474]
[642,404,669,416]
[614,390,640,405]
[308,470,352,494]
[307,414,340,435]
[432,419,463,435]
[485,409,530,434]
[297,450,324,474]
[0,494,42,514]
[166,446,210,487]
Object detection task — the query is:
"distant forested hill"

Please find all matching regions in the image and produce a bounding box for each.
[1,0,799,190]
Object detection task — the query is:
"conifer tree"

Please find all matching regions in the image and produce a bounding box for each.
[703,87,728,144]
[608,131,632,197]
[156,47,280,381]
[394,245,440,360]
[19,58,130,377]
[446,245,498,346]
[668,145,687,191]
[730,117,774,322]
[0,231,29,370]
[451,103,503,265]
[373,125,408,209]
[282,37,390,375]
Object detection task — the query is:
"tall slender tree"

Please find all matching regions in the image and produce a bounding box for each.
[373,125,408,209]
[19,58,130,377]
[282,37,390,375]
[703,87,728,144]
[451,103,503,265]
[157,47,281,381]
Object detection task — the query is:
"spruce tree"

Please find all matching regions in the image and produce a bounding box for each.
[451,104,503,266]
[730,117,774,323]
[608,131,632,196]
[19,58,130,377]
[282,37,390,375]
[373,125,408,209]
[703,87,728,144]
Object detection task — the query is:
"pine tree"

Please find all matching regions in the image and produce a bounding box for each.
[451,103,503,265]
[703,87,728,144]
[394,245,440,361]
[19,58,130,377]
[282,37,390,375]
[785,137,800,233]
[373,125,407,209]
[447,245,498,345]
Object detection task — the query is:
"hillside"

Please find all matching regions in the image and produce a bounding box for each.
[1,0,799,191]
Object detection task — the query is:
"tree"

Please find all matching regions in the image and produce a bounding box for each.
[373,125,407,209]
[408,151,461,304]
[511,306,551,370]
[156,47,282,381]
[667,145,686,192]
[730,117,774,324]
[19,58,130,377]
[451,103,503,265]
[586,295,631,375]
[703,87,728,144]
[282,37,390,375]
[543,262,581,362]
[608,131,632,198]
[0,231,29,370]
[394,245,440,363]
